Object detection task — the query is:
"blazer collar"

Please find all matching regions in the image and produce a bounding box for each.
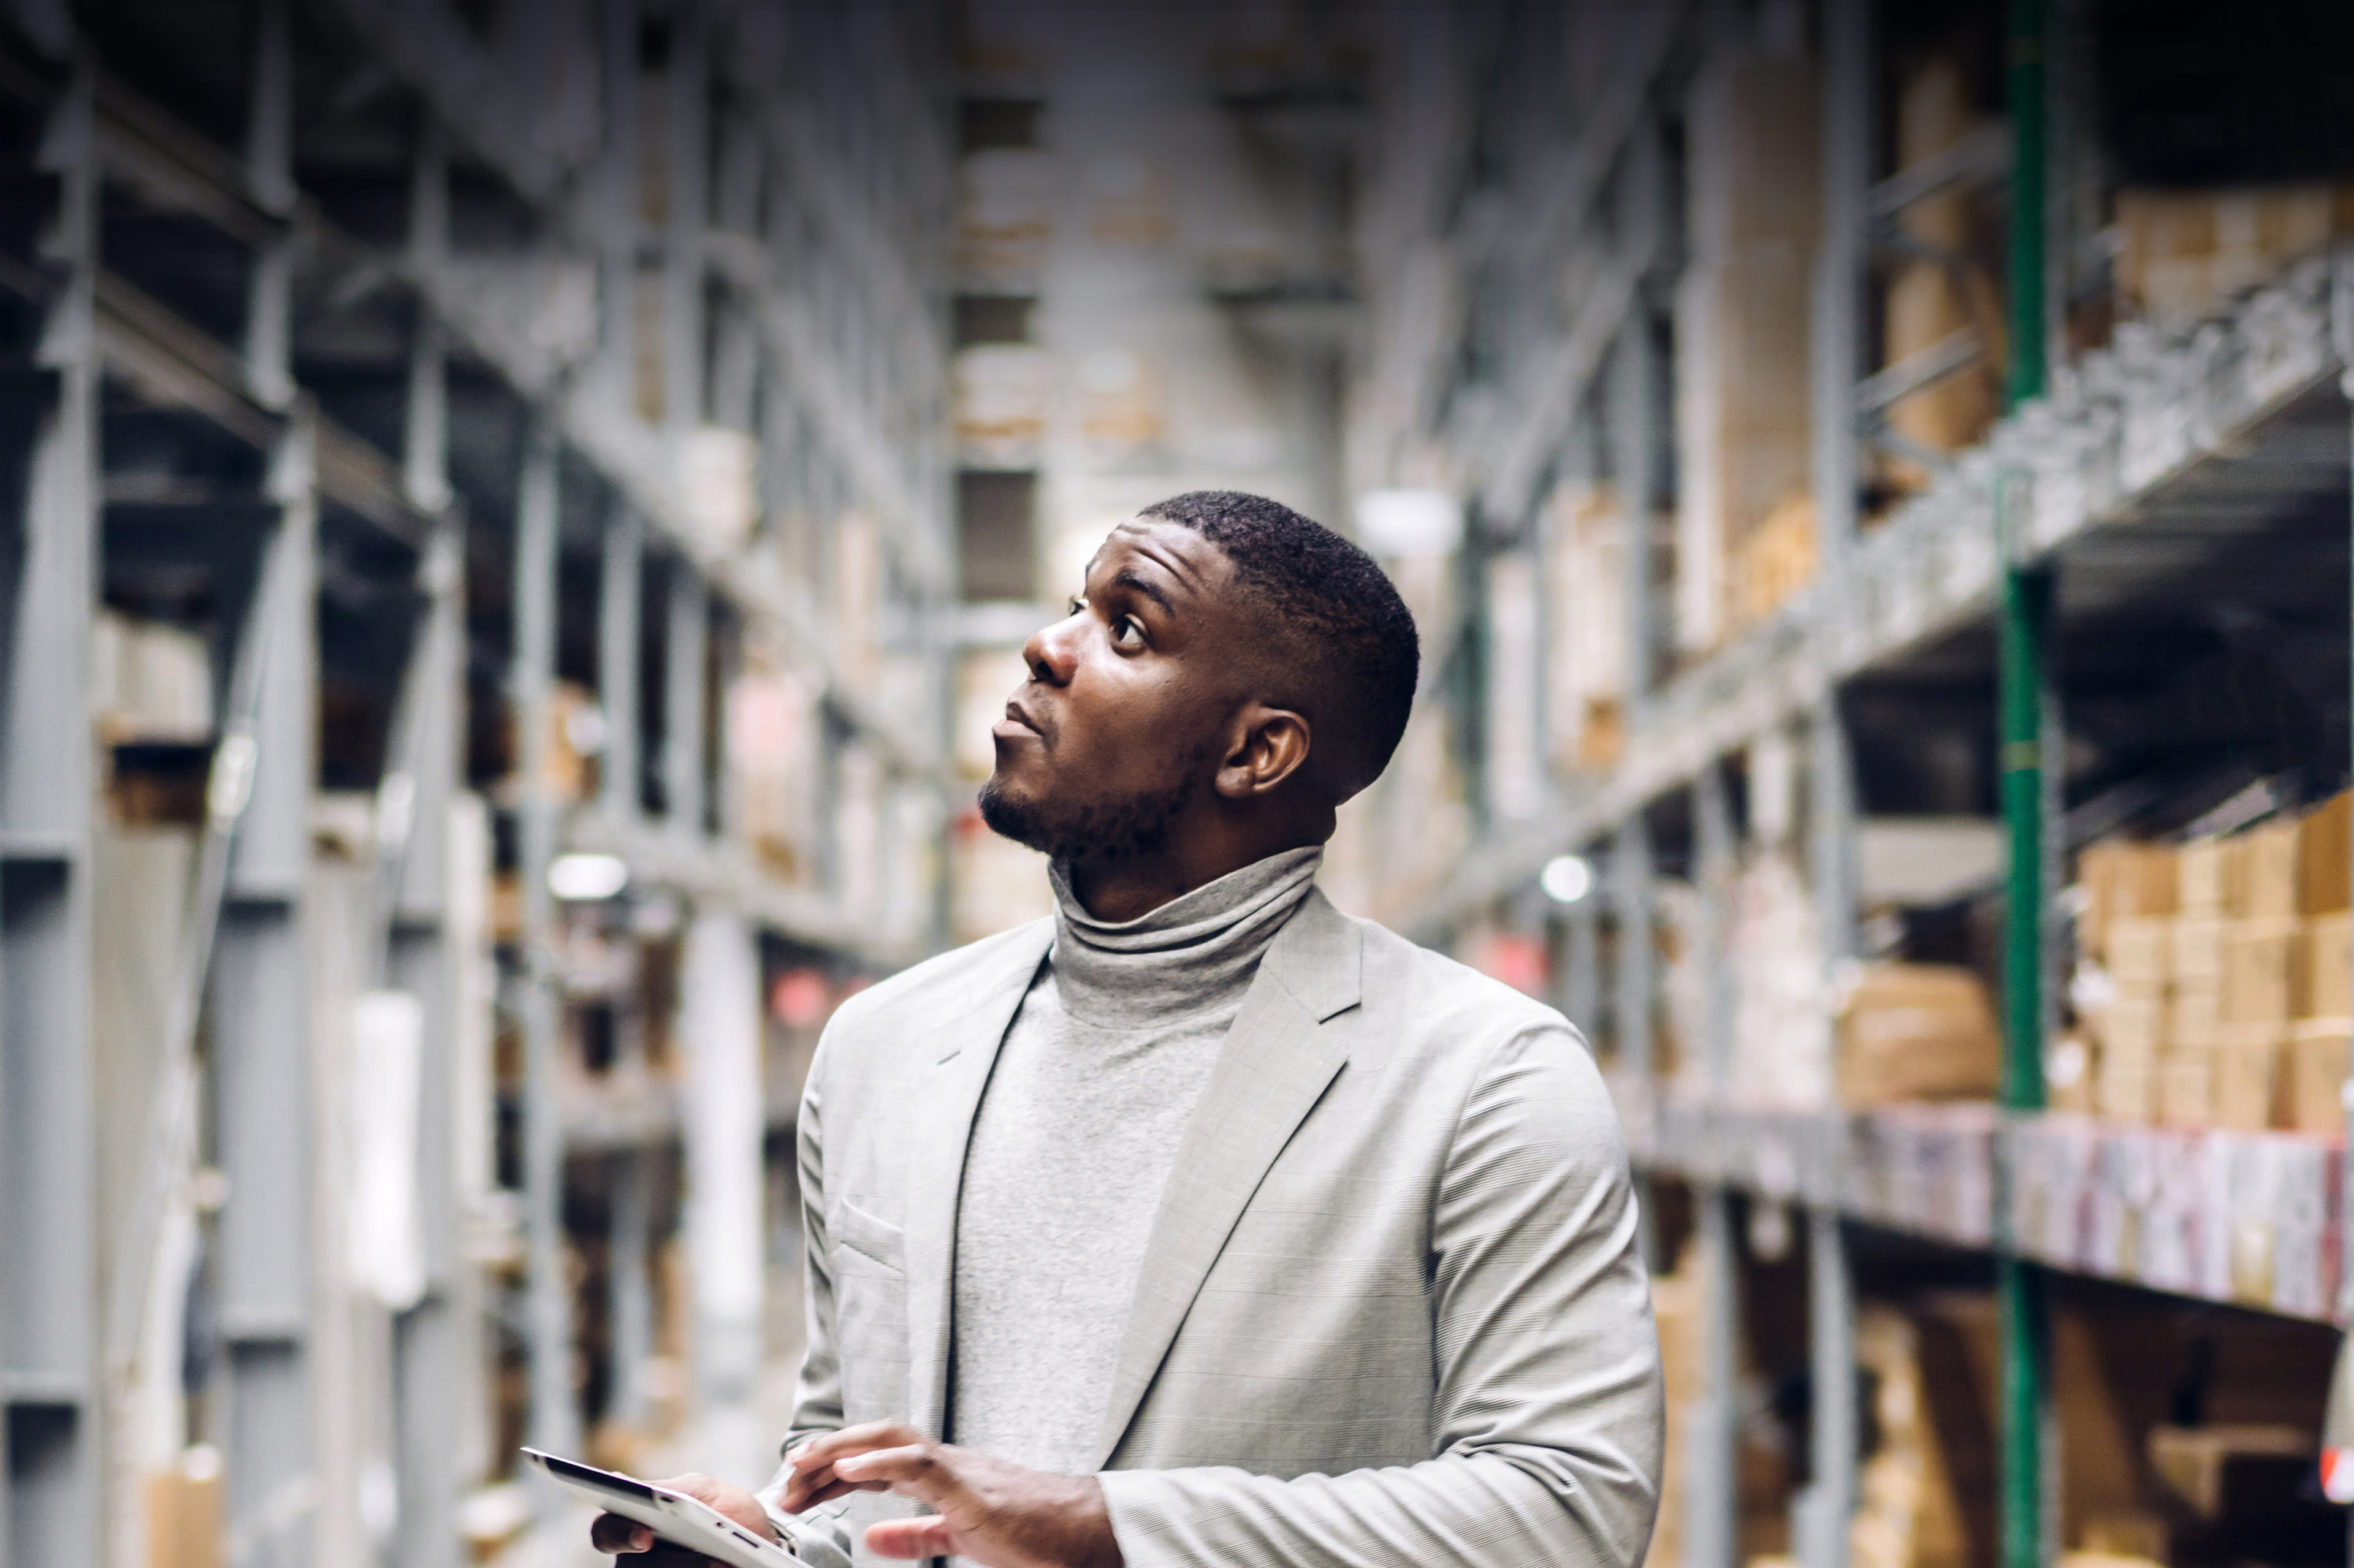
[1089,887,1363,1467]
[901,918,1053,1441]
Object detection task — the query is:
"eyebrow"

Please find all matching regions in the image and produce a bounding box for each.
[1110,566,1175,615]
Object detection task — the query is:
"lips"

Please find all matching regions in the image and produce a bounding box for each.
[1002,699,1044,739]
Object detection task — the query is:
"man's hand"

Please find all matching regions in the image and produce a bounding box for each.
[589,1473,776,1567]
[782,1422,1121,1568]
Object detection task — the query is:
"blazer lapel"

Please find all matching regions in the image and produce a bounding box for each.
[902,920,1052,1441]
[1091,889,1363,1467]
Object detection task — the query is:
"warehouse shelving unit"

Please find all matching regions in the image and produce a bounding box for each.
[0,6,953,1568]
[1351,3,2354,1566]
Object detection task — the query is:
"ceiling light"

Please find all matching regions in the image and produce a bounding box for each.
[549,852,629,901]
[1539,854,1593,905]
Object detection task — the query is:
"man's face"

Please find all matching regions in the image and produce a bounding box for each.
[979,519,1253,862]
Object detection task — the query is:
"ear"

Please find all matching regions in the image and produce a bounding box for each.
[1213,704,1312,799]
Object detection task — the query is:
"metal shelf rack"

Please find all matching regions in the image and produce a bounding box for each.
[1346,4,2354,1567]
[0,7,954,1568]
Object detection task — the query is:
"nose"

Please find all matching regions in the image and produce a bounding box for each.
[1022,606,1083,687]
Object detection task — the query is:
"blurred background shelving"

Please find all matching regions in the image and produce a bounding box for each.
[6,3,2354,1568]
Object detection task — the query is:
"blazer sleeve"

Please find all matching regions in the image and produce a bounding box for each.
[1095,1021,1666,1568]
[755,1052,861,1568]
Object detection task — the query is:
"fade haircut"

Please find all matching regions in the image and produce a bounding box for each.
[1139,490,1420,800]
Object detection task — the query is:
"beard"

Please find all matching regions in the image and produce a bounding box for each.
[977,748,1203,863]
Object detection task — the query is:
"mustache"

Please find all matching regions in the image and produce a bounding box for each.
[1007,692,1054,744]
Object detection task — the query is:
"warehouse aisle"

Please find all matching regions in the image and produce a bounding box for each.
[5,4,2354,1568]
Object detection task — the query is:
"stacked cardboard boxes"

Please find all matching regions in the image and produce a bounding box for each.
[1835,963,2003,1110]
[1879,57,2003,495]
[2114,185,2354,329]
[2081,841,2177,1123]
[2078,794,2352,1133]
[1673,47,1819,654]
[2289,793,2352,1132]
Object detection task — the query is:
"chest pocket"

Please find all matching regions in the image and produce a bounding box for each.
[830,1201,909,1421]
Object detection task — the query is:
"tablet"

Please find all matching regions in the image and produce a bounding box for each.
[520,1448,811,1568]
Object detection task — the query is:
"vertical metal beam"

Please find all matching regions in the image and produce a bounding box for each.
[596,502,651,1439]
[1811,0,1870,573]
[606,1150,653,1428]
[1803,1205,1856,1568]
[663,0,709,435]
[1686,766,1739,1568]
[384,516,465,1568]
[601,509,645,823]
[3,59,100,1568]
[1564,872,1601,1041]
[680,913,764,1482]
[600,0,641,419]
[1613,115,1664,714]
[215,421,319,1568]
[403,117,452,517]
[1998,4,2053,1566]
[1802,692,1857,1568]
[664,565,708,838]
[1612,813,1659,1270]
[385,112,465,1568]
[1612,815,1653,1078]
[514,415,579,1482]
[1695,765,1735,1086]
[243,0,295,410]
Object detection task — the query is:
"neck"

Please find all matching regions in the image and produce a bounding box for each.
[1067,814,1331,923]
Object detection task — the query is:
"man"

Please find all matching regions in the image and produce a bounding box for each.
[594,492,1663,1568]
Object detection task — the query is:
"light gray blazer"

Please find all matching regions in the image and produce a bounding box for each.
[779,888,1663,1568]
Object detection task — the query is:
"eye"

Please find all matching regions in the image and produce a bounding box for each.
[1068,596,1086,617]
[1111,615,1147,650]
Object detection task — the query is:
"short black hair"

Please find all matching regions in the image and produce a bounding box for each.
[1139,490,1420,800]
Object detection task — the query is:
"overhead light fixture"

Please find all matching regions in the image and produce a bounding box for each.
[1353,488,1462,557]
[549,852,629,901]
[1538,853,1593,906]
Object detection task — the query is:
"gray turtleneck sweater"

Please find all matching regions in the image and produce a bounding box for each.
[947,847,1324,1477]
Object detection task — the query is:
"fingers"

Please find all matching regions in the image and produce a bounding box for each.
[780,1424,925,1513]
[786,1423,926,1470]
[828,1445,961,1512]
[780,1474,888,1512]
[863,1518,957,1560]
[590,1513,654,1555]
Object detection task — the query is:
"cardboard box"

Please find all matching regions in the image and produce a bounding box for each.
[2222,918,2306,1027]
[2171,915,2228,983]
[2168,984,2221,1054]
[2106,918,2172,986]
[2178,837,2235,915]
[1837,963,2003,1108]
[147,1455,223,1568]
[2147,1423,2317,1523]
[2304,911,2352,1018]
[2080,841,2179,958]
[2243,818,2303,918]
[2300,791,2351,915]
[2095,996,2168,1063]
[2116,185,2345,325]
[2285,1018,2349,1134]
[2096,1053,2155,1125]
[2158,1051,2214,1129]
[2214,1024,2286,1131]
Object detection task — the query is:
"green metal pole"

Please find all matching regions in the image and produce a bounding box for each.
[2008,0,2048,411]
[2000,2,2051,1566]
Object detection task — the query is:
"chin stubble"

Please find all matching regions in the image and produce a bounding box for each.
[978,747,1206,863]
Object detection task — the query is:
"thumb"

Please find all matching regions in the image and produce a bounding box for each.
[864,1518,957,1560]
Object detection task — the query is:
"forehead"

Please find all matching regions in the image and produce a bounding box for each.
[1087,518,1233,593]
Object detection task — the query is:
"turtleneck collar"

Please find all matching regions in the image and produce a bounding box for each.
[1045,847,1324,1028]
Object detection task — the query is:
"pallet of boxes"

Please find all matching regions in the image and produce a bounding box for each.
[2076,793,2353,1134]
